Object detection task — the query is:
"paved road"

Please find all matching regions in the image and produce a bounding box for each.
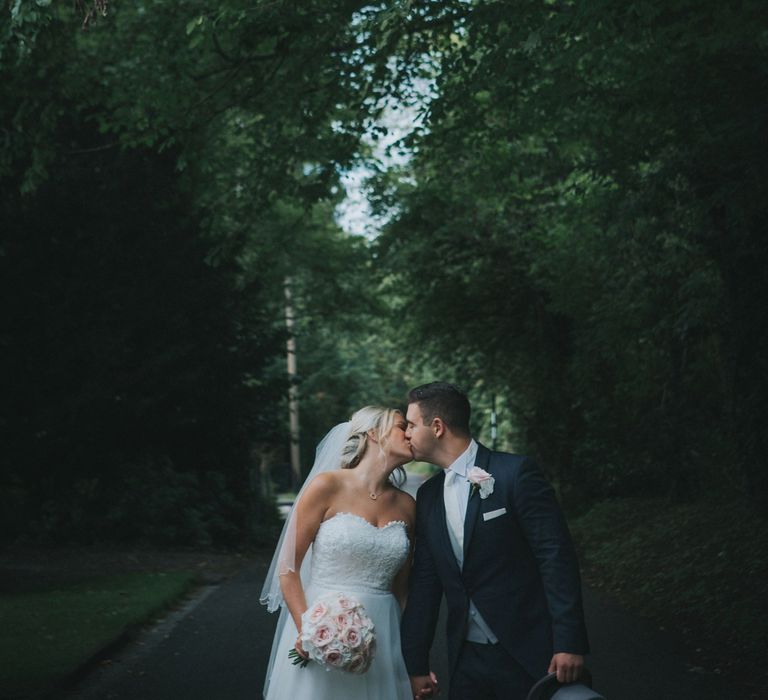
[64,559,749,700]
[62,474,754,700]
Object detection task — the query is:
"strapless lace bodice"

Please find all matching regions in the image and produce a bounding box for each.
[310,512,409,593]
[265,511,412,699]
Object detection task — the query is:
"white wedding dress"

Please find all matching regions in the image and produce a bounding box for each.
[264,512,412,700]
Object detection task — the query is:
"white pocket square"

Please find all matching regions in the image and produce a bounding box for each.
[482,507,507,522]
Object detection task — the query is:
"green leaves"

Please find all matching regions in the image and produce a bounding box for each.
[473,89,491,104]
[522,31,541,54]
[375,0,768,509]
[1,0,420,543]
[185,15,204,35]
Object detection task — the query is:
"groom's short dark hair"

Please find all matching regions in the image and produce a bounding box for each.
[408,382,471,437]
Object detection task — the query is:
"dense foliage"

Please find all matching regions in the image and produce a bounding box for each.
[377,0,768,512]
[1,0,766,548]
[0,0,417,544]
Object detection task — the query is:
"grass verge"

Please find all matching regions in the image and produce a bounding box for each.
[571,497,768,686]
[0,571,195,699]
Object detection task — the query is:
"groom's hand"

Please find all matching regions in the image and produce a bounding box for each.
[409,671,439,698]
[548,652,584,684]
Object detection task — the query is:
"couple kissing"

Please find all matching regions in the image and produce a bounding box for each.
[260,382,589,700]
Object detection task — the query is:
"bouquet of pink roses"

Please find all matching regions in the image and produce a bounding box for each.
[289,592,376,674]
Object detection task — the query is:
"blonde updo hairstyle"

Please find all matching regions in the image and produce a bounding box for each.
[340,406,406,485]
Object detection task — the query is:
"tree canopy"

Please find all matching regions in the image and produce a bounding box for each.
[377,0,768,510]
[2,0,766,546]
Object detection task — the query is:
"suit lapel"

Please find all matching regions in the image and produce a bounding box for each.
[463,443,491,559]
[433,469,462,575]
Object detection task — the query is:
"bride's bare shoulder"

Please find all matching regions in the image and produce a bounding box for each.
[393,488,416,523]
[304,470,346,495]
[395,488,415,507]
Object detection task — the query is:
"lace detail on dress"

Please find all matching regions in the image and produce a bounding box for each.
[310,512,409,593]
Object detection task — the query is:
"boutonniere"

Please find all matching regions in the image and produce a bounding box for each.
[467,466,494,499]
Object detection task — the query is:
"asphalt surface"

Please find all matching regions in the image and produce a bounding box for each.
[60,472,753,699]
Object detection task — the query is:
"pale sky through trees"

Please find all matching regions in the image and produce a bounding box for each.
[335,103,417,239]
[335,80,432,239]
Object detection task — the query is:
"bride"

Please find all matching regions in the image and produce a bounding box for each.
[260,407,416,699]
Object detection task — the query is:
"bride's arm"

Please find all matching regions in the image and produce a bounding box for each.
[279,474,335,637]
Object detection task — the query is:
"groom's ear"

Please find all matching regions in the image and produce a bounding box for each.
[432,417,446,439]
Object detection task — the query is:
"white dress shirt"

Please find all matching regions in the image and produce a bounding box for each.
[443,439,498,644]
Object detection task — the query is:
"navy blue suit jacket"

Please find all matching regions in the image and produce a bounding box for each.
[401,444,589,680]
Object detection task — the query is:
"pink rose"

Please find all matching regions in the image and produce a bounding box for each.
[346,653,368,674]
[340,625,363,649]
[309,623,334,648]
[467,466,495,499]
[323,645,345,667]
[308,601,329,624]
[336,595,356,611]
[334,612,354,630]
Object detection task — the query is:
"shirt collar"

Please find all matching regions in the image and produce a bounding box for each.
[446,438,478,479]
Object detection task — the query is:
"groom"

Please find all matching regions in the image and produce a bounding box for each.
[401,382,589,700]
